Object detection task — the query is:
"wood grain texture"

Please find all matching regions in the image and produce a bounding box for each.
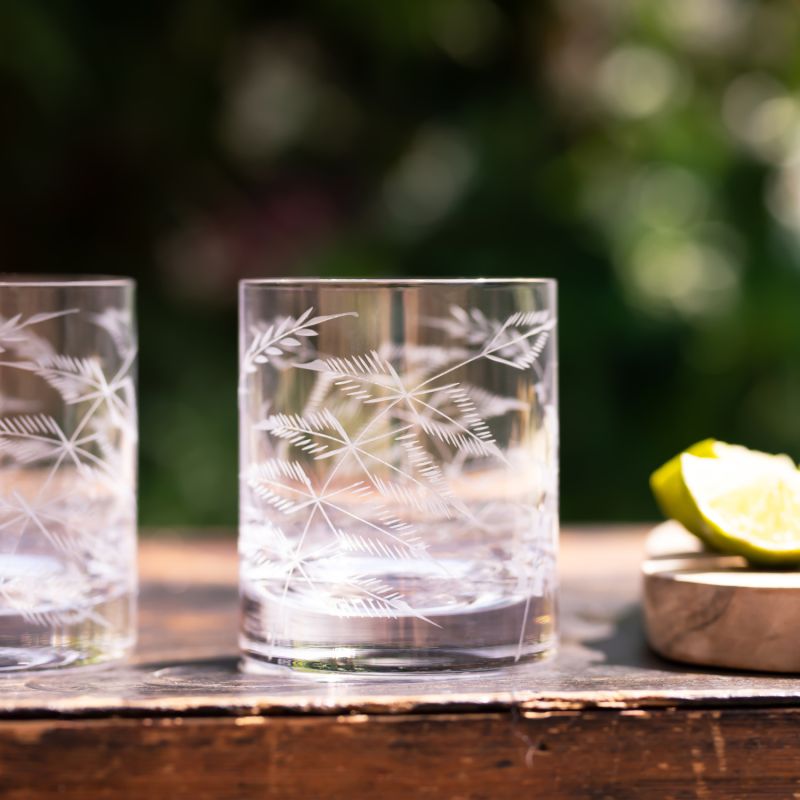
[644,522,800,673]
[2,709,800,799]
[4,527,800,798]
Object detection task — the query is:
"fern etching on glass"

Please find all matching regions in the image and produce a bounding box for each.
[240,282,558,673]
[0,287,137,671]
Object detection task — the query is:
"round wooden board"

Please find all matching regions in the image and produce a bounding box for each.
[643,521,800,673]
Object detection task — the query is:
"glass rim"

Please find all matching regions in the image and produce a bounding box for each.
[240,277,556,288]
[0,274,134,288]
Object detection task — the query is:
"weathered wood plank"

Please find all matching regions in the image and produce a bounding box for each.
[1,707,799,799]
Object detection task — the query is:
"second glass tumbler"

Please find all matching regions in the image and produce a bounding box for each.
[0,276,137,671]
[239,278,558,673]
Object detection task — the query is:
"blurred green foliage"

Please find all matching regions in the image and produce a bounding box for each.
[2,0,800,524]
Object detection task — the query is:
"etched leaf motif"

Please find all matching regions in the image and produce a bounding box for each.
[0,309,78,357]
[0,415,68,457]
[34,355,106,404]
[426,305,554,371]
[241,301,555,630]
[0,414,113,476]
[414,385,496,455]
[4,416,50,443]
[329,574,441,626]
[333,527,426,562]
[368,476,451,518]
[246,458,315,514]
[297,350,505,463]
[297,350,400,403]
[428,306,550,345]
[485,329,550,371]
[245,458,429,556]
[242,307,358,375]
[0,305,137,629]
[256,410,458,517]
[256,410,346,459]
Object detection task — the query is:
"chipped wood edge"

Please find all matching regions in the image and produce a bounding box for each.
[4,685,800,719]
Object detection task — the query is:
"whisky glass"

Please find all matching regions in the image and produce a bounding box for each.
[239,278,557,673]
[0,276,137,671]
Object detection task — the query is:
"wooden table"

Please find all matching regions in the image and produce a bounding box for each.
[3,527,800,799]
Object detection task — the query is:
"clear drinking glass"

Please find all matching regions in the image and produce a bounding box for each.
[0,276,137,671]
[239,278,557,673]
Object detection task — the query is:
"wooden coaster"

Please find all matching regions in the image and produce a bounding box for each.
[643,521,800,673]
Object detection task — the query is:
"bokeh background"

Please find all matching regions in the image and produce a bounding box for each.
[2,0,800,526]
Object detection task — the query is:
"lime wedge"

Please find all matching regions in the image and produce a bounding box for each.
[681,453,800,566]
[650,440,727,546]
[650,440,795,551]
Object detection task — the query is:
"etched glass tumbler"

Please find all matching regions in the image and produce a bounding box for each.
[0,276,137,671]
[239,279,557,673]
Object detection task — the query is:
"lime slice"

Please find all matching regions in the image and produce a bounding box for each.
[681,453,800,566]
[650,440,795,549]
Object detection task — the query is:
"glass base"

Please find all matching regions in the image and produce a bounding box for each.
[0,642,133,673]
[240,574,557,677]
[240,640,557,678]
[0,588,135,673]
